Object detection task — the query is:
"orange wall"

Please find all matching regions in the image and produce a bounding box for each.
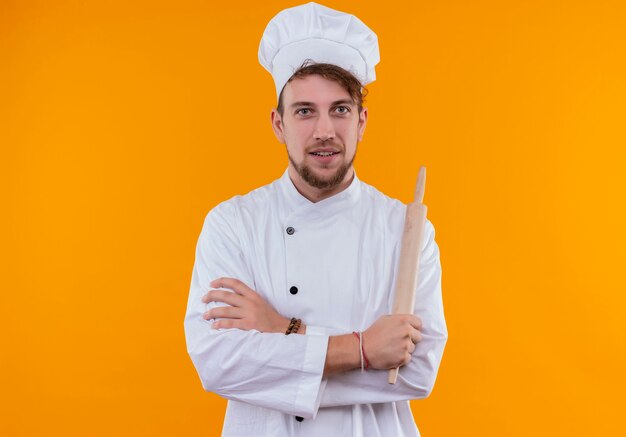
[2,0,625,435]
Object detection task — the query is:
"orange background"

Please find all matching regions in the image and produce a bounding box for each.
[2,0,625,435]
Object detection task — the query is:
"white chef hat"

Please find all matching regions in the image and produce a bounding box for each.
[258,2,380,100]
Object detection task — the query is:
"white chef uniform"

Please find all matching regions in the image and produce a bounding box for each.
[184,169,448,436]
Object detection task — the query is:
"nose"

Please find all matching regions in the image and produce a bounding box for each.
[313,113,335,142]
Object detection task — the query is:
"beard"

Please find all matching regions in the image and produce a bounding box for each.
[288,150,356,190]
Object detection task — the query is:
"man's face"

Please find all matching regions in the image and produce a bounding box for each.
[271,75,367,192]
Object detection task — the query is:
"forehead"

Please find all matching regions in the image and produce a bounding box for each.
[282,75,353,106]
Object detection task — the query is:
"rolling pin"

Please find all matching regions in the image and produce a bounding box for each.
[388,167,428,384]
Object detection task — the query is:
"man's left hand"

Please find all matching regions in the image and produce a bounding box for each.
[202,277,290,334]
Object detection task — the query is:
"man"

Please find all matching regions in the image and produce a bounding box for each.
[184,3,447,436]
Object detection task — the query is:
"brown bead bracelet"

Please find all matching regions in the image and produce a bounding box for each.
[285,317,302,335]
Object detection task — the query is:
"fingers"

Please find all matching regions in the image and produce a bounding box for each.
[397,315,423,346]
[403,352,412,366]
[202,289,245,307]
[203,306,243,321]
[407,315,422,331]
[210,277,254,297]
[410,328,423,344]
[211,318,242,330]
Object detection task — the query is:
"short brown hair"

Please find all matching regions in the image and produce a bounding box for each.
[276,60,368,117]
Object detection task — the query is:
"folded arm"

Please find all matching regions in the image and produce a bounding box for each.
[317,220,448,407]
[184,204,328,419]
[193,208,447,408]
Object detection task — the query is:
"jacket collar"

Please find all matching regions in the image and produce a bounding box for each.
[278,168,361,217]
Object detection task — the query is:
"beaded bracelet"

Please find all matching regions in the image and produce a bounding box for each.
[285,317,301,335]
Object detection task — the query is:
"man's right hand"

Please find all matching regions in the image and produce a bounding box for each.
[363,314,423,369]
[323,314,422,378]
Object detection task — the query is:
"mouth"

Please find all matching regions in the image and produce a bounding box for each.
[308,148,341,164]
[309,151,340,157]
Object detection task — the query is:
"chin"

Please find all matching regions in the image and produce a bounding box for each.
[288,151,355,190]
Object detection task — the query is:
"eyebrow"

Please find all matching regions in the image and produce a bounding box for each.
[289,99,356,109]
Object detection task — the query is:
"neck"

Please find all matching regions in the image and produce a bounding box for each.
[287,166,355,203]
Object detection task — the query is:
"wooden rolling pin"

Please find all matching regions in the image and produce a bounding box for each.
[388,167,428,384]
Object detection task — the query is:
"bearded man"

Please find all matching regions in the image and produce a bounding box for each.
[184,3,448,436]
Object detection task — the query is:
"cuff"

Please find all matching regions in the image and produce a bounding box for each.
[292,333,329,418]
[305,325,327,336]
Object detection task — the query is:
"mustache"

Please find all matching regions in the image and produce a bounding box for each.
[305,142,343,152]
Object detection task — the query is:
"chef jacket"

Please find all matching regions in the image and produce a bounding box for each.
[184,169,448,437]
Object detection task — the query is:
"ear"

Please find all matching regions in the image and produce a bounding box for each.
[270,109,285,144]
[357,107,368,141]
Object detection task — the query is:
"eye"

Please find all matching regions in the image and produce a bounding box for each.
[335,106,350,114]
[296,108,312,116]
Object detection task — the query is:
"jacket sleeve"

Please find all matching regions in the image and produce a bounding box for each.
[316,219,448,407]
[184,203,329,418]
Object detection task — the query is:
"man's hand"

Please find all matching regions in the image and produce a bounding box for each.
[323,314,422,377]
[202,278,292,334]
[363,314,423,369]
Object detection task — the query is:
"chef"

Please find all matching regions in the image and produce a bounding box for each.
[184,3,448,436]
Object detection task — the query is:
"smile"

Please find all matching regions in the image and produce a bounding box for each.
[310,151,339,156]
